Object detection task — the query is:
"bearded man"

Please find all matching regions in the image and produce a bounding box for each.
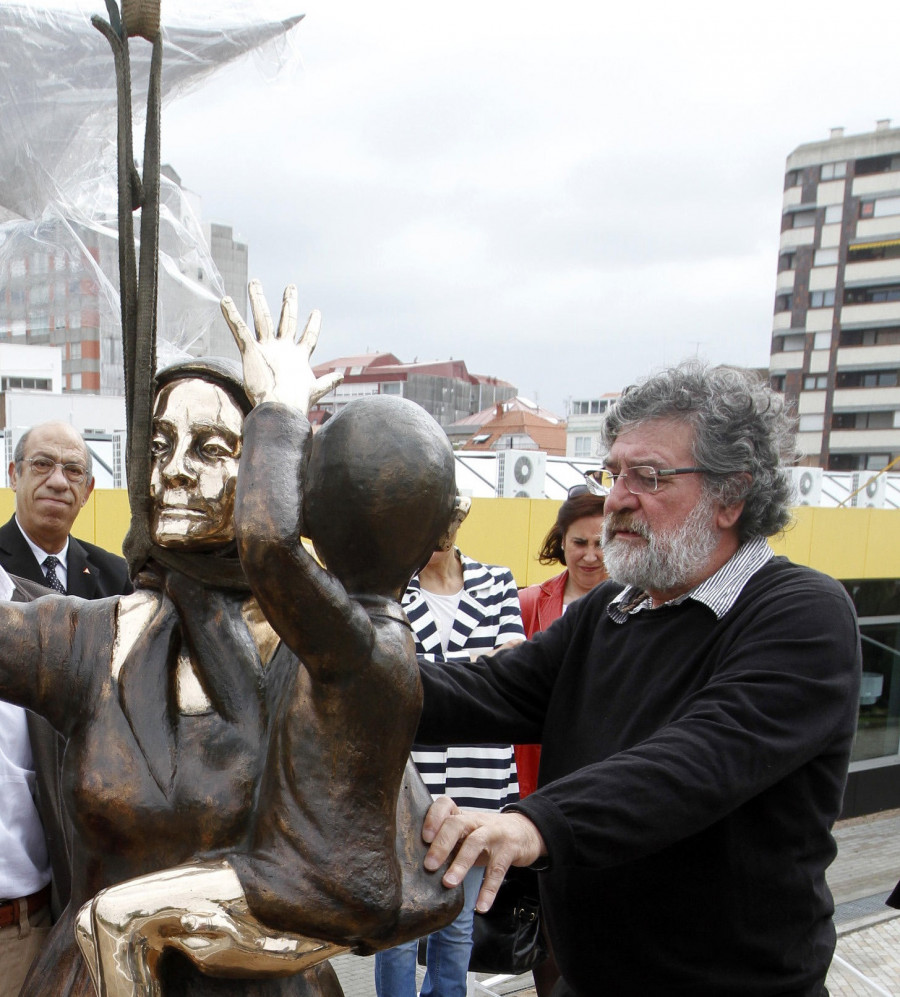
[415,362,861,997]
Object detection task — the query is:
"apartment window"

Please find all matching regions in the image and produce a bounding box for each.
[798,414,824,432]
[779,333,806,352]
[778,251,797,272]
[860,200,876,219]
[787,210,817,229]
[803,375,828,390]
[840,327,900,347]
[844,284,900,304]
[848,242,900,262]
[832,411,894,430]
[573,436,592,457]
[836,370,899,389]
[775,293,794,312]
[68,373,81,391]
[785,170,801,188]
[770,375,786,392]
[0,377,52,391]
[814,248,839,266]
[824,205,843,224]
[810,289,835,308]
[380,382,401,395]
[820,162,847,181]
[856,154,900,176]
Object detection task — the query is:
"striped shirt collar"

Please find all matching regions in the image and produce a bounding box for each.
[607,535,774,623]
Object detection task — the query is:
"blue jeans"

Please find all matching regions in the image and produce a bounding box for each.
[374,866,484,997]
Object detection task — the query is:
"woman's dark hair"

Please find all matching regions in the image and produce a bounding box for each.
[538,491,606,566]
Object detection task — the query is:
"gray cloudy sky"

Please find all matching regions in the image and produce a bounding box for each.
[158,0,900,415]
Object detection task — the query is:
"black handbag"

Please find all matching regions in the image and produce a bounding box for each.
[467,866,548,975]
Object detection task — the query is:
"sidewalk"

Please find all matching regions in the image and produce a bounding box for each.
[329,808,900,997]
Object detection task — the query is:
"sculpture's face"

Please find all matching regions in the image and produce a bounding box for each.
[149,379,243,550]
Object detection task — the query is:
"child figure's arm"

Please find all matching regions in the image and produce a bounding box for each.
[223,282,368,677]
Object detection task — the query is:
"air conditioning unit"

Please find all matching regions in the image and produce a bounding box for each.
[787,466,823,506]
[859,472,888,509]
[112,430,127,489]
[497,450,546,498]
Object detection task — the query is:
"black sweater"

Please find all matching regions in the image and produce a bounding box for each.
[418,557,861,996]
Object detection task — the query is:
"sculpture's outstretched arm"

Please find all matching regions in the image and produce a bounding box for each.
[224,282,371,677]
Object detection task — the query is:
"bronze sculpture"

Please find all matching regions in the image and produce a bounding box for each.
[75,284,463,994]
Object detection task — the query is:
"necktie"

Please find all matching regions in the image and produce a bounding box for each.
[42,555,66,594]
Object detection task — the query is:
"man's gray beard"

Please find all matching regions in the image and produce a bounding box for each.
[601,495,720,595]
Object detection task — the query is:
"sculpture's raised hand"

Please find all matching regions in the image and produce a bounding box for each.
[221,280,342,413]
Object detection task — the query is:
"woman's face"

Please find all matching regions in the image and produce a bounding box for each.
[562,513,606,594]
[149,379,244,550]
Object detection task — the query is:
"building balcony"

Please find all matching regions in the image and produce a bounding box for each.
[816,179,846,206]
[769,351,805,371]
[837,345,900,368]
[809,265,838,290]
[844,258,900,285]
[780,227,816,249]
[833,386,900,410]
[856,217,900,240]
[772,311,794,331]
[829,428,900,451]
[775,269,796,293]
[782,186,803,209]
[853,171,900,197]
[840,301,900,327]
[798,391,827,414]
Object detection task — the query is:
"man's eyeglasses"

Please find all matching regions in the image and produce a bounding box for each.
[585,465,712,496]
[22,456,89,484]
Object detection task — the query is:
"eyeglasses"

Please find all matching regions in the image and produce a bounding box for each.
[567,475,608,500]
[588,465,711,495]
[22,456,89,484]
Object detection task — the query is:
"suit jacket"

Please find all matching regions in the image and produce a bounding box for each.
[0,517,131,918]
[0,514,131,598]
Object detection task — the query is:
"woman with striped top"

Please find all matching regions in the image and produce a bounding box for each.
[374,496,525,997]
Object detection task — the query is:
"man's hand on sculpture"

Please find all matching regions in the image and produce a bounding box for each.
[421,796,547,913]
[221,280,343,413]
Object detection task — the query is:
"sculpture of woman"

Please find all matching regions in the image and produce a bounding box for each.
[0,342,343,997]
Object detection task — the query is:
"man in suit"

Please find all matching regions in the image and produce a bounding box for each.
[1,421,130,597]
[0,422,130,996]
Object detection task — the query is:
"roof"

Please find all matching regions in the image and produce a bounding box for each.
[463,407,567,456]
[448,396,563,431]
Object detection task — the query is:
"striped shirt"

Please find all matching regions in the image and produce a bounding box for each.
[607,535,775,623]
[405,551,525,811]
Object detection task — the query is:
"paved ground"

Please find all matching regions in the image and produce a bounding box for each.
[328,808,900,996]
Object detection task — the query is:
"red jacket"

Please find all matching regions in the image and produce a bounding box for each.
[519,570,568,640]
[515,571,568,797]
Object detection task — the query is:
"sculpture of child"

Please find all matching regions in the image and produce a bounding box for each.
[75,283,463,995]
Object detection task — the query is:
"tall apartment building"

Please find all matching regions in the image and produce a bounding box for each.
[771,121,900,471]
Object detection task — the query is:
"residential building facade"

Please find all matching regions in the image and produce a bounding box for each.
[771,121,900,472]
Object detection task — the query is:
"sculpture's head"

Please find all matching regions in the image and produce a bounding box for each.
[304,395,457,598]
[150,359,252,551]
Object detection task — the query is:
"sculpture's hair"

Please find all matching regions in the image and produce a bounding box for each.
[14,424,94,480]
[155,356,252,417]
[600,361,797,541]
[538,491,606,565]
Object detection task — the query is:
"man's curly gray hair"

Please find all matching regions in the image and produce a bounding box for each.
[600,362,797,541]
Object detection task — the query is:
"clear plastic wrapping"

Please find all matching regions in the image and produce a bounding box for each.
[0,1,303,384]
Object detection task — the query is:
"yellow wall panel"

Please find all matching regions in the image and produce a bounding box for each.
[1,488,898,586]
